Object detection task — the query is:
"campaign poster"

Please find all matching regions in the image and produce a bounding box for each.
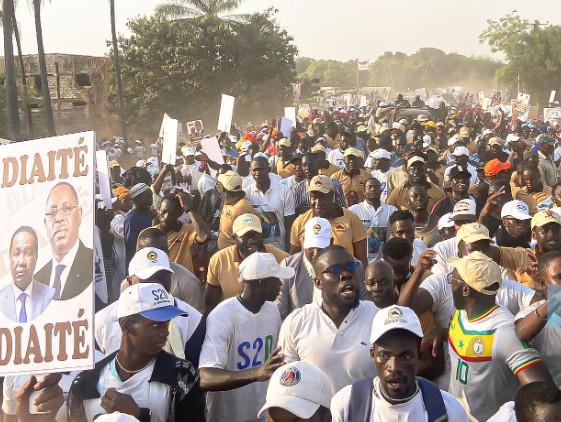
[544,108,561,121]
[0,131,95,376]
[514,93,531,122]
[187,120,204,145]
[367,226,387,262]
[357,59,369,71]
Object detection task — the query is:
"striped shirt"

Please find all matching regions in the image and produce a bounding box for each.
[292,178,347,215]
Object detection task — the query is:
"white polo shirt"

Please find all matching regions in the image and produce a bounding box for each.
[431,238,457,275]
[348,201,397,262]
[278,299,379,394]
[244,180,295,251]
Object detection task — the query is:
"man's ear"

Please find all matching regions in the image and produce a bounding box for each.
[313,277,322,290]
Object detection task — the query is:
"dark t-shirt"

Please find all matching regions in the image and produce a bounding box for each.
[124,209,152,271]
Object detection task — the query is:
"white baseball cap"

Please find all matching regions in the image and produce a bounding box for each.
[452,199,476,221]
[422,134,432,148]
[506,133,521,144]
[94,413,140,422]
[117,282,187,321]
[303,217,332,249]
[258,361,332,419]
[452,146,470,157]
[128,247,174,280]
[370,149,391,160]
[182,147,195,157]
[241,141,253,152]
[370,305,423,345]
[238,252,295,282]
[448,136,461,146]
[438,213,454,230]
[501,200,532,220]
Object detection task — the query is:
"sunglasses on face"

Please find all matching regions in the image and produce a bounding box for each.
[320,261,360,276]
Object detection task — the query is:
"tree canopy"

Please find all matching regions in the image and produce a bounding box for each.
[296,48,499,99]
[480,11,561,107]
[110,8,297,130]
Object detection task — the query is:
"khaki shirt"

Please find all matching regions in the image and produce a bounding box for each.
[318,163,341,177]
[290,208,367,256]
[160,224,198,274]
[387,167,407,195]
[387,182,446,212]
[207,244,288,301]
[331,169,372,202]
[498,246,539,290]
[516,186,552,215]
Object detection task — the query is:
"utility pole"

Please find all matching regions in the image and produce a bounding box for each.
[533,21,549,32]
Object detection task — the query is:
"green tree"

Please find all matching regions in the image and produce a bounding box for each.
[31,0,55,135]
[2,0,21,140]
[111,8,296,129]
[154,0,250,23]
[480,12,561,107]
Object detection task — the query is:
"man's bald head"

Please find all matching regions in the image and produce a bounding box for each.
[136,227,169,253]
[365,260,395,308]
[365,260,394,279]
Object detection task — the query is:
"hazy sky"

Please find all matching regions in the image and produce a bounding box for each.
[4,0,561,62]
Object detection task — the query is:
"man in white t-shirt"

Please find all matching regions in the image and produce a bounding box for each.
[96,247,205,367]
[446,252,553,421]
[330,305,469,422]
[199,252,295,422]
[349,178,397,263]
[69,282,201,422]
[366,149,394,203]
[245,156,296,251]
[277,245,379,394]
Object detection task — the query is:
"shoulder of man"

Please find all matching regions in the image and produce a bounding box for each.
[151,350,199,393]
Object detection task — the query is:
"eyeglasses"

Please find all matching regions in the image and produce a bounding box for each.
[320,261,360,276]
[45,205,79,219]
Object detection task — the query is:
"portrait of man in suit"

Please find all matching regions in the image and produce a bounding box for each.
[35,182,93,300]
[0,226,55,322]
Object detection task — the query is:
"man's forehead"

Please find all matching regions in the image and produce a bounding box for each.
[47,185,75,201]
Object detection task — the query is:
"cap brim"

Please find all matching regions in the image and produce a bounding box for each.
[303,238,331,250]
[370,325,423,345]
[451,171,471,178]
[504,212,532,221]
[308,187,333,194]
[451,214,476,221]
[234,226,263,237]
[258,396,321,419]
[277,266,296,279]
[140,305,188,322]
[134,266,174,280]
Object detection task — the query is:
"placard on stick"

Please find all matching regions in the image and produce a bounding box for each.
[162,116,179,164]
[0,132,96,376]
[218,94,235,133]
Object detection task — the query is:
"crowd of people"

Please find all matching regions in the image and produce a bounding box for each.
[5,96,561,422]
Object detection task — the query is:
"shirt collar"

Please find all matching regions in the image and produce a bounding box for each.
[54,239,80,266]
[12,280,34,298]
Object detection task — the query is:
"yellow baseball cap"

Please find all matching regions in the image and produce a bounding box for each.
[308,175,334,193]
[455,222,491,247]
[343,147,364,159]
[447,251,502,295]
[233,213,262,237]
[407,155,425,167]
[312,144,326,153]
[531,210,561,230]
[278,138,292,148]
[217,170,243,192]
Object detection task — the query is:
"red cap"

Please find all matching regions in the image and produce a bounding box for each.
[484,159,511,176]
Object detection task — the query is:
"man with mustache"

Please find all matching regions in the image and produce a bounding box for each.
[278,245,378,395]
[330,305,468,421]
[35,182,93,301]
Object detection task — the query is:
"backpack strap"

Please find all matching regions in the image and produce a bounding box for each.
[417,377,448,422]
[349,378,374,422]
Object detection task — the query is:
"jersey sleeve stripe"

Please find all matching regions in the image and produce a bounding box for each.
[513,357,542,375]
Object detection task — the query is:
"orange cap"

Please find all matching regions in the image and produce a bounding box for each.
[484,159,511,177]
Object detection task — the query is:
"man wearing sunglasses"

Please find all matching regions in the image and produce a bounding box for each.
[278,244,379,395]
[35,182,93,301]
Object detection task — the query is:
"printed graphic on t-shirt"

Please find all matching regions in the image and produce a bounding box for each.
[368,226,387,260]
[259,211,280,245]
[237,335,274,370]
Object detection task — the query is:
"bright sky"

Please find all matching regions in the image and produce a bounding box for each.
[4,0,561,62]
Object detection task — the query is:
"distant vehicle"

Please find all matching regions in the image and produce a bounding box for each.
[385,106,437,126]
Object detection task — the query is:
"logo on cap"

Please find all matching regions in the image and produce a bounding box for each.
[313,224,321,233]
[279,367,301,387]
[517,204,526,210]
[388,307,403,320]
[314,178,322,185]
[147,251,158,262]
[472,338,484,356]
[244,215,253,224]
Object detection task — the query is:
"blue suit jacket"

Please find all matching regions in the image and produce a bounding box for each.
[0,280,55,322]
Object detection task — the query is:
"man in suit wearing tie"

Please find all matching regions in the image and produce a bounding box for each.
[0,227,55,322]
[35,182,93,300]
